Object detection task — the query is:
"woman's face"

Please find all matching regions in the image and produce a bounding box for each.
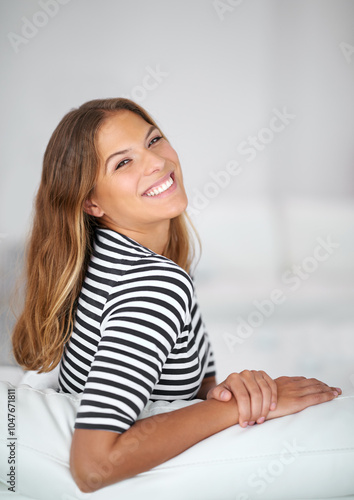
[85,110,188,238]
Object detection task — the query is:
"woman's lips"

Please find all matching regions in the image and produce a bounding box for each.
[143,172,176,197]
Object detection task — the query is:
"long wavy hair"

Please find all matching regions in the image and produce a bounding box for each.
[12,98,199,373]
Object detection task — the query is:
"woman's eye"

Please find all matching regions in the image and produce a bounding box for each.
[115,159,130,170]
[149,136,163,147]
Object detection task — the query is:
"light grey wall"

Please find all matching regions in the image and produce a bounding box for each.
[1,0,353,382]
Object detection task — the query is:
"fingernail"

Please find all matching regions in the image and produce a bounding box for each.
[249,421,255,426]
[332,391,338,396]
[242,421,248,428]
[335,387,342,393]
[220,390,228,398]
[270,402,276,410]
[257,416,265,424]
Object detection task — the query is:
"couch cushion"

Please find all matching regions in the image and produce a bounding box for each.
[0,381,353,499]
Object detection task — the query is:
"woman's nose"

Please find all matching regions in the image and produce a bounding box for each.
[141,149,165,175]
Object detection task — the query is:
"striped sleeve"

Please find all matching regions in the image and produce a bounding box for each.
[204,341,216,378]
[74,262,193,434]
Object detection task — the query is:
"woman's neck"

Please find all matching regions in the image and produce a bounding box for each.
[100,220,170,256]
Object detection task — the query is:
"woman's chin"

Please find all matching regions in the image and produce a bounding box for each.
[170,196,188,217]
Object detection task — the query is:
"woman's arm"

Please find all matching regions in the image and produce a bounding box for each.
[70,376,339,493]
[70,396,239,493]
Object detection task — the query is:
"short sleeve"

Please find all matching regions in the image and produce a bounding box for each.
[204,342,216,378]
[74,263,193,434]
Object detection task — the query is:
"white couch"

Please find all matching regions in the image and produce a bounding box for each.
[0,369,353,500]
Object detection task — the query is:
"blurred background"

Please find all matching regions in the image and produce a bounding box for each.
[0,0,353,392]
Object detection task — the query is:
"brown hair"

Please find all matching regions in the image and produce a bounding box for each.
[12,98,198,373]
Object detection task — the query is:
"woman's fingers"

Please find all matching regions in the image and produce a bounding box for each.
[267,376,342,420]
[206,385,232,401]
[251,371,271,424]
[240,371,263,425]
[227,373,252,427]
[290,377,342,397]
[331,386,342,395]
[296,377,329,388]
[259,370,278,411]
[229,370,275,426]
[298,387,339,411]
[294,382,334,396]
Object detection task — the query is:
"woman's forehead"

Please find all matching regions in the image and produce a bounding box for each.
[98,111,150,148]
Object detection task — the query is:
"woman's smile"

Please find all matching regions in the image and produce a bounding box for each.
[143,171,176,197]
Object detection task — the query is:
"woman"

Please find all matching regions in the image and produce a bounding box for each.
[12,98,341,493]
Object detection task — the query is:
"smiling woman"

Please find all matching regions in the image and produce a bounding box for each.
[11,98,342,493]
[83,110,188,254]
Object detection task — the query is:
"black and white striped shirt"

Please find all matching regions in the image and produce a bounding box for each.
[58,228,216,433]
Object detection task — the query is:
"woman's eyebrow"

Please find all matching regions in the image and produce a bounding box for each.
[105,125,158,170]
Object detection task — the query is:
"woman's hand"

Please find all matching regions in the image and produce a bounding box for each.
[206,370,277,428]
[265,376,342,420]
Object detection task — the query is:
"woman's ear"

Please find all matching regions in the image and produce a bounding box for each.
[83,198,105,217]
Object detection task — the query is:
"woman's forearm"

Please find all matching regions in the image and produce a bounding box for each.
[71,397,239,492]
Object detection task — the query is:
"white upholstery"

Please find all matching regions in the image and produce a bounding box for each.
[0,380,353,500]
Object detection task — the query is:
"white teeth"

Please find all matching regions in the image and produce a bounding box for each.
[146,176,174,197]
